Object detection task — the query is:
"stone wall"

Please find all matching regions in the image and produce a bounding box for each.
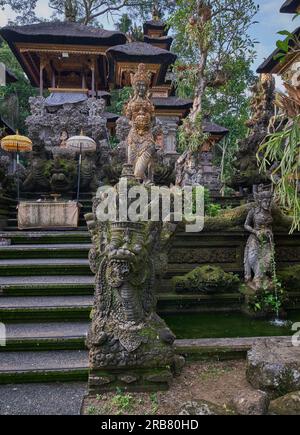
[162,229,300,292]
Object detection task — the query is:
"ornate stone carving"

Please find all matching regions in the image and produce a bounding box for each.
[230,74,275,191]
[125,64,157,181]
[175,147,221,193]
[26,96,107,149]
[244,186,274,290]
[170,247,237,264]
[85,165,183,393]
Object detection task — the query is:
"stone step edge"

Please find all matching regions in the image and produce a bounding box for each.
[0,336,291,384]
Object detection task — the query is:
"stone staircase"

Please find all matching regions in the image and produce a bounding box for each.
[2,193,296,388]
[0,222,244,385]
[0,228,92,384]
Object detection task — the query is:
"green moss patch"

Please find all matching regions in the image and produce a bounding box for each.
[172,265,240,294]
[278,265,300,291]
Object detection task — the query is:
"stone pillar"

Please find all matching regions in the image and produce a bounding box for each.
[157,116,180,164]
[83,165,184,395]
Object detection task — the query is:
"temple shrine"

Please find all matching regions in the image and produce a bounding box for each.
[0,17,228,180]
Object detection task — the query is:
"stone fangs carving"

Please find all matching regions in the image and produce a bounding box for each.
[85,164,184,393]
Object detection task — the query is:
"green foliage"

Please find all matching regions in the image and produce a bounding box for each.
[115,13,144,41]
[278,265,300,291]
[177,113,209,152]
[258,116,300,233]
[111,389,135,414]
[0,41,37,133]
[108,87,133,116]
[250,287,286,314]
[203,188,222,216]
[169,0,258,159]
[273,29,300,63]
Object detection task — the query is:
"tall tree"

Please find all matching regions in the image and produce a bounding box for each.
[169,0,258,152]
[0,0,176,25]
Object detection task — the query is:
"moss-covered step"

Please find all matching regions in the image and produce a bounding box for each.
[0,278,94,297]
[2,322,88,352]
[0,296,93,322]
[0,244,91,260]
[175,336,291,362]
[0,259,92,276]
[278,265,300,291]
[0,350,89,384]
[158,293,244,314]
[6,219,88,229]
[0,231,91,245]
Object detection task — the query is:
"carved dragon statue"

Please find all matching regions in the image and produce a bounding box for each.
[85,164,184,393]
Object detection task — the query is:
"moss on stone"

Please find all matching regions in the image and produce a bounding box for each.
[278,265,300,291]
[172,265,240,294]
[183,203,294,232]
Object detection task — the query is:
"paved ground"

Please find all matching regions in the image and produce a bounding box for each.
[0,383,87,415]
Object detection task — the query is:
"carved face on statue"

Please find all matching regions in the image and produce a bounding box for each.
[135,80,148,98]
[131,64,151,97]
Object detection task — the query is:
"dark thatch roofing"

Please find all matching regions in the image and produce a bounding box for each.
[106,42,177,63]
[203,121,229,136]
[0,22,127,47]
[103,111,119,122]
[107,42,177,86]
[144,35,173,51]
[0,116,15,135]
[152,97,193,109]
[257,26,300,73]
[143,20,168,36]
[280,0,300,13]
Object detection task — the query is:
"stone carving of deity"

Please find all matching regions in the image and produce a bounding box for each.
[59,130,69,148]
[125,64,156,181]
[244,186,274,291]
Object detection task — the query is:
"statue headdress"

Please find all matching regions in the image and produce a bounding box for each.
[254,184,274,203]
[131,64,151,88]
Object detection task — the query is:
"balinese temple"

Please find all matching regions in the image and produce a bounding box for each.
[0,22,127,101]
[0,18,228,170]
[257,1,300,79]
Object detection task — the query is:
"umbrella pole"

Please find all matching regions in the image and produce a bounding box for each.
[16,146,20,204]
[77,144,82,204]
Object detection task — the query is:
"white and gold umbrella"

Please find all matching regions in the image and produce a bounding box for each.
[66,131,96,202]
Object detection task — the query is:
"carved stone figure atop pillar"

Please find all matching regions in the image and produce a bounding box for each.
[125,64,157,181]
[244,185,274,290]
[230,74,276,192]
[84,165,184,394]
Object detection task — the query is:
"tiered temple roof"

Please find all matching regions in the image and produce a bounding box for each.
[0,22,126,91]
[0,18,228,139]
[107,42,177,88]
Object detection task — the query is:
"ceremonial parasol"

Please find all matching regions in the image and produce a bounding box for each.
[1,131,32,202]
[66,131,96,203]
